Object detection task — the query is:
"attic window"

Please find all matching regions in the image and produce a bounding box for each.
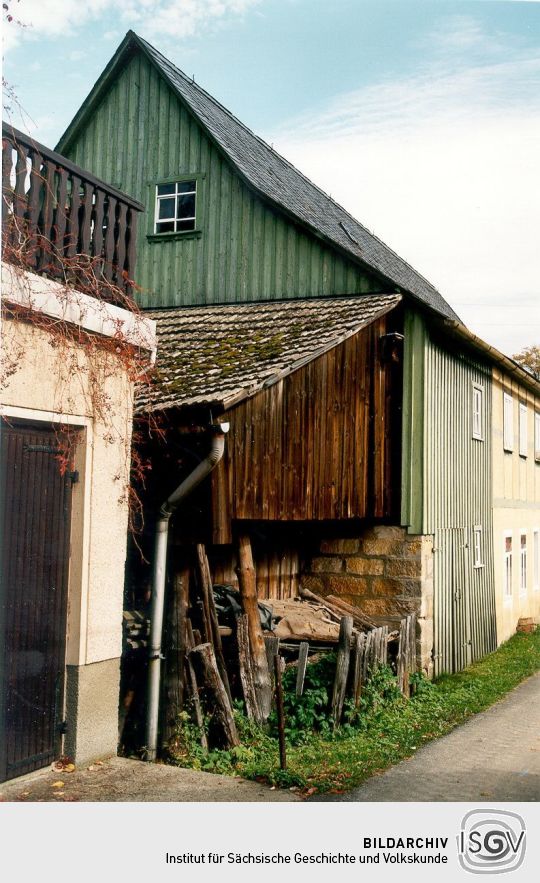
[154,180,197,234]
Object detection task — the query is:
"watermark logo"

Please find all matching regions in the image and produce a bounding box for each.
[458,810,526,874]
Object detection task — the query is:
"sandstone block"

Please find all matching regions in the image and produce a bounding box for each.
[402,539,422,557]
[346,557,384,576]
[371,577,404,597]
[385,558,421,578]
[320,538,359,555]
[311,557,343,574]
[326,574,369,598]
[359,598,420,617]
[361,539,404,557]
[300,575,326,596]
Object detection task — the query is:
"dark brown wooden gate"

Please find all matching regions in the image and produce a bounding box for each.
[0,421,74,782]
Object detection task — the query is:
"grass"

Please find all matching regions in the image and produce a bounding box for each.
[167,628,540,795]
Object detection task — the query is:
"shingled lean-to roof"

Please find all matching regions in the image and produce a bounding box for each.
[136,293,401,413]
[58,31,459,323]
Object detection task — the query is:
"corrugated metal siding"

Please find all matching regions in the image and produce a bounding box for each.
[66,53,378,309]
[402,309,496,674]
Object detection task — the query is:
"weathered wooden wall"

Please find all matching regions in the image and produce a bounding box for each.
[63,51,381,309]
[210,312,402,543]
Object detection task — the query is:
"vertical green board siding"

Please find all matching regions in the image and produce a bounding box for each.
[402,308,496,675]
[65,53,378,309]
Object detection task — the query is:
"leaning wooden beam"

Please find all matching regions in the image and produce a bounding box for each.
[237,614,260,720]
[236,534,272,722]
[163,563,190,746]
[330,616,353,727]
[296,642,309,697]
[190,642,239,748]
[184,619,208,753]
[299,585,376,630]
[195,543,232,704]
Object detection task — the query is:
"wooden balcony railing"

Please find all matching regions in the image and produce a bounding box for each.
[2,123,144,302]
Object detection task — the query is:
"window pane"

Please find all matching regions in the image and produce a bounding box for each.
[156,220,175,234]
[178,180,196,194]
[158,197,176,219]
[176,218,196,231]
[177,194,196,219]
[157,183,175,196]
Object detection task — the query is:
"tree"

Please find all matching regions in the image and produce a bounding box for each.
[512,345,540,380]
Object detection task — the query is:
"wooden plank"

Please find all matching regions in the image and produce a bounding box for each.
[237,614,259,720]
[295,641,309,697]
[163,563,190,746]
[330,616,353,727]
[195,543,232,704]
[189,643,239,748]
[352,631,367,706]
[236,534,272,722]
[274,654,287,771]
[264,635,280,679]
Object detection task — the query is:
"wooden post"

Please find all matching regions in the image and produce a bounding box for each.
[237,614,260,720]
[190,643,239,748]
[330,615,353,727]
[184,619,208,752]
[296,642,309,697]
[195,543,232,704]
[264,636,280,678]
[236,534,272,721]
[352,631,367,707]
[163,562,190,746]
[274,654,287,771]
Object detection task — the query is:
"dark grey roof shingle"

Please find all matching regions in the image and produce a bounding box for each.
[137,34,459,322]
[58,31,459,323]
[137,293,401,412]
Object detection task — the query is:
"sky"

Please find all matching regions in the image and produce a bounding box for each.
[3,0,540,356]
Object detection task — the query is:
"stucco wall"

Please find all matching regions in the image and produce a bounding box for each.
[0,266,154,765]
[492,367,540,643]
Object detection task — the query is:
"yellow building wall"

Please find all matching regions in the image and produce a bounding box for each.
[492,366,540,643]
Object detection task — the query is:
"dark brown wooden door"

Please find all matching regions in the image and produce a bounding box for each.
[1,421,74,782]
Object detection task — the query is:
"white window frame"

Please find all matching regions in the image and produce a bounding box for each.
[472,383,484,441]
[534,529,539,592]
[503,392,514,452]
[519,402,528,458]
[535,411,540,462]
[520,530,527,596]
[153,179,197,235]
[473,525,484,568]
[503,531,513,602]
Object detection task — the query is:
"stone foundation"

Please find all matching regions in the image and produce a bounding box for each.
[301,526,434,676]
[64,657,121,765]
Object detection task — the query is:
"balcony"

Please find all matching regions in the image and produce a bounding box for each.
[2,123,143,303]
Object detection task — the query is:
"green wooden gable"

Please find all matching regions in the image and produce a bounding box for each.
[57,32,459,317]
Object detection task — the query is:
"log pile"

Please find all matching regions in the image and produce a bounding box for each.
[155,538,419,757]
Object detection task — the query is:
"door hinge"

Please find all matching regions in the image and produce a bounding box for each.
[69,470,79,485]
[58,720,68,735]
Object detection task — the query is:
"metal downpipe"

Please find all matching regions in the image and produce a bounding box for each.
[145,426,228,761]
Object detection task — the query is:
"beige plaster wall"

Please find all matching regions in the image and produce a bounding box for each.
[492,367,540,643]
[1,316,134,667]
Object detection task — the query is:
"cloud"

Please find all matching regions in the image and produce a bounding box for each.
[3,0,260,49]
[268,19,540,355]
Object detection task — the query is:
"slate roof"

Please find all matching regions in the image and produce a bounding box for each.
[58,31,459,323]
[136,293,401,413]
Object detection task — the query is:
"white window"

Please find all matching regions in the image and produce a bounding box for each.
[503,532,513,599]
[534,529,539,592]
[535,412,540,462]
[472,383,484,440]
[503,393,514,452]
[154,179,197,234]
[473,525,483,567]
[520,531,527,595]
[519,403,528,457]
